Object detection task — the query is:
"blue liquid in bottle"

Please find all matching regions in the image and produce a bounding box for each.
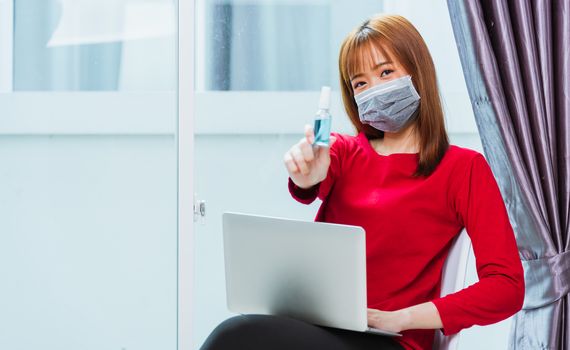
[313,111,331,146]
[313,86,332,147]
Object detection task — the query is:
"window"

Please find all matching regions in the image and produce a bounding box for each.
[196,0,385,91]
[13,0,176,91]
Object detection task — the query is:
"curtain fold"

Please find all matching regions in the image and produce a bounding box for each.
[447,0,569,349]
[555,2,570,253]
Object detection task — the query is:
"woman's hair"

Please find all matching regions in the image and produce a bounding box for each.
[338,14,449,177]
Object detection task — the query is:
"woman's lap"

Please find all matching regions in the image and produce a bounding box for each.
[200,314,405,350]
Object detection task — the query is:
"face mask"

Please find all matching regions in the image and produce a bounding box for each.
[354,75,420,133]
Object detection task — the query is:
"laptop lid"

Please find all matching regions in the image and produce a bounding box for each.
[222,211,368,332]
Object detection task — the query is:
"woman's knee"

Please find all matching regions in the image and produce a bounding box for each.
[200,315,270,350]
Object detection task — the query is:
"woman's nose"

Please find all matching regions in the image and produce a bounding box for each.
[368,77,383,89]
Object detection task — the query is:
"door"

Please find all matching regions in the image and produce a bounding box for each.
[0,1,180,349]
[190,1,383,348]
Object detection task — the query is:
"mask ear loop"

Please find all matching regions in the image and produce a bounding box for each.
[407,81,421,101]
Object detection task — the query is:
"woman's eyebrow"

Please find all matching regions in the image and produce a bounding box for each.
[350,61,393,81]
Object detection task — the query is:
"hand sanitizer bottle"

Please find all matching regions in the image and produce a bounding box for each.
[313,86,332,147]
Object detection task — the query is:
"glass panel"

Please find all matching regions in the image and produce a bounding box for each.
[13,0,176,91]
[196,0,384,91]
[205,1,330,91]
[192,1,383,348]
[0,2,179,350]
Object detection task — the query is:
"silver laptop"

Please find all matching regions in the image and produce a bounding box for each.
[222,212,402,337]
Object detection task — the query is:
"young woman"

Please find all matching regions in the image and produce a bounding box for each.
[201,14,525,350]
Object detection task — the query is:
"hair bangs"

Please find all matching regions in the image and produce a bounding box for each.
[343,33,394,84]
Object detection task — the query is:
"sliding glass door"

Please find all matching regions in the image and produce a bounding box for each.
[190,1,383,348]
[0,1,179,349]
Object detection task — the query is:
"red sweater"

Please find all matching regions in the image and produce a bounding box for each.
[287,131,525,350]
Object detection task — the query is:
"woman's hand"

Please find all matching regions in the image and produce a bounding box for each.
[367,308,409,333]
[283,124,337,189]
[368,302,443,333]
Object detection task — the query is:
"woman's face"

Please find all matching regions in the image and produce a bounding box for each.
[349,45,409,95]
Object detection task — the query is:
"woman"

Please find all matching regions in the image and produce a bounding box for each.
[201,14,525,350]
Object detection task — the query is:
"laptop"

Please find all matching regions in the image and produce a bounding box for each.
[222,212,402,337]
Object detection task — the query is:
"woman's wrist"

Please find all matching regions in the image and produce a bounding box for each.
[396,308,413,331]
[395,302,442,331]
[297,182,318,190]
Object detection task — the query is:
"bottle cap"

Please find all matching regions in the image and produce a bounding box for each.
[318,86,331,110]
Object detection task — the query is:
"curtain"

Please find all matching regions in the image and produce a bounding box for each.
[447,1,569,349]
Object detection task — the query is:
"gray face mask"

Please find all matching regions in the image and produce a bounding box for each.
[354,75,421,133]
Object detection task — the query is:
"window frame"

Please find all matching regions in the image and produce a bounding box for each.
[0,0,13,92]
[178,0,194,349]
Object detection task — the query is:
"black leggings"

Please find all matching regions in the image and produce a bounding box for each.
[200,314,405,350]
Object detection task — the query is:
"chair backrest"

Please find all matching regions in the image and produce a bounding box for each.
[432,229,471,350]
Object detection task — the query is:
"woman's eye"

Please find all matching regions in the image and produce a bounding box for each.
[353,81,365,89]
[380,69,394,77]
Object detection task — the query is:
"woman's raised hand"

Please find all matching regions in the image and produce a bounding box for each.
[283,124,337,189]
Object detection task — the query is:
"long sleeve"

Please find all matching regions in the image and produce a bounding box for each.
[288,132,344,204]
[431,154,525,336]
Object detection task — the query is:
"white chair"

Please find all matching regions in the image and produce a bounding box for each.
[432,229,471,350]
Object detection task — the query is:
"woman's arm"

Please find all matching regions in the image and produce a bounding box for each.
[370,154,524,335]
[367,302,442,333]
[430,153,524,335]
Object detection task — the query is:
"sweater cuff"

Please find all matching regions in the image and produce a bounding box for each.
[288,177,320,204]
[431,297,461,336]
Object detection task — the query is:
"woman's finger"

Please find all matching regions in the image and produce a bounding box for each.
[283,152,299,173]
[304,124,314,144]
[367,309,380,329]
[299,141,315,162]
[291,147,310,175]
